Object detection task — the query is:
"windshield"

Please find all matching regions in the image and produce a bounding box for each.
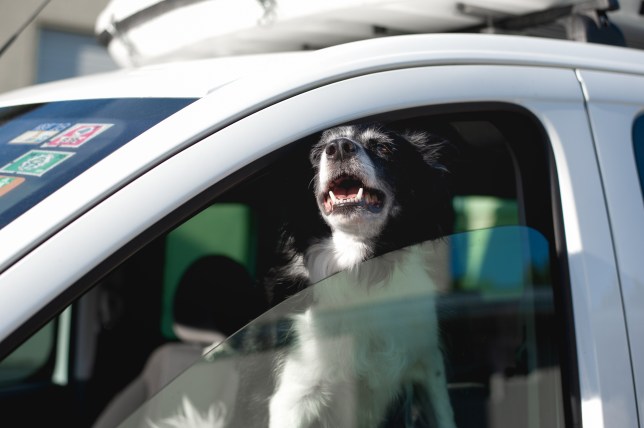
[0,98,194,230]
[116,226,564,428]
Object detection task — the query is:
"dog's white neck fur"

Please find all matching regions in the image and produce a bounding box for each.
[305,230,372,284]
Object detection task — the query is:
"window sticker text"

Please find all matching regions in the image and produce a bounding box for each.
[42,123,113,148]
[9,123,71,144]
[0,150,74,177]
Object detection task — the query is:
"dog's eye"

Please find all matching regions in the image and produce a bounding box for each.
[377,144,393,156]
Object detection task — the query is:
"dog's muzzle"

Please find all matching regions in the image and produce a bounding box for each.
[319,138,386,215]
[325,138,357,161]
[324,177,384,211]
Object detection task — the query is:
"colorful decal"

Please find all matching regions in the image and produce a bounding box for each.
[0,176,25,197]
[10,123,71,144]
[42,123,113,148]
[0,150,74,177]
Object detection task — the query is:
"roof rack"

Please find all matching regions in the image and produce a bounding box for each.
[457,0,626,46]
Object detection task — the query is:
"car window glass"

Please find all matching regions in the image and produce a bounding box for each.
[160,203,258,339]
[633,114,644,199]
[0,98,194,230]
[117,226,563,428]
[0,320,55,386]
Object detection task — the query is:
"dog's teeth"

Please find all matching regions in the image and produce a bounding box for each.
[357,187,363,201]
[329,190,337,204]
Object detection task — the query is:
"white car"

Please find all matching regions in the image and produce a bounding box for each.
[0,33,643,428]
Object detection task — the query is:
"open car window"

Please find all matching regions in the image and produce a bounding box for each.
[118,226,563,428]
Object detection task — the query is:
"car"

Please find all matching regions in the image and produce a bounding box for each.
[0,32,643,427]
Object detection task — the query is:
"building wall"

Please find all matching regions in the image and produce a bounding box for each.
[0,0,116,94]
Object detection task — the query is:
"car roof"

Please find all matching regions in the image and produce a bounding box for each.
[0,52,308,107]
[0,33,643,107]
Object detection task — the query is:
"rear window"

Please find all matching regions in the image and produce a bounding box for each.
[0,98,194,229]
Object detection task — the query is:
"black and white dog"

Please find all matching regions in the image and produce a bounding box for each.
[268,124,456,428]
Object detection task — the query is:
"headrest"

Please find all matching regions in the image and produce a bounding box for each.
[172,255,267,343]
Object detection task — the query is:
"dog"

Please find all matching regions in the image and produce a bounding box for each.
[267,124,456,428]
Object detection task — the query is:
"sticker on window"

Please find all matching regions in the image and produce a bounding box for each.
[0,150,74,177]
[42,123,113,148]
[9,123,71,144]
[0,176,25,197]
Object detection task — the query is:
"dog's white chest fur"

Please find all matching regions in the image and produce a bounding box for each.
[307,239,433,308]
[269,242,455,428]
[305,231,372,284]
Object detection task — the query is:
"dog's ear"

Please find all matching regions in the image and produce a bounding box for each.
[404,130,451,172]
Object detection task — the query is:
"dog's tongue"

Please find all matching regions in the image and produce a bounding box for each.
[333,185,360,199]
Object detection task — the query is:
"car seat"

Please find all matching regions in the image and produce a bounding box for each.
[92,254,267,428]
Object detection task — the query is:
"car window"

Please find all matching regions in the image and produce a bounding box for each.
[95,108,568,428]
[633,114,644,199]
[0,98,194,230]
[0,319,56,386]
[0,106,574,427]
[118,226,563,428]
[160,203,258,340]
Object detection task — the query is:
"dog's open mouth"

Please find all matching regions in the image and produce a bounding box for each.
[322,175,384,214]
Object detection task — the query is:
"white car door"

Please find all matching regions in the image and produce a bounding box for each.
[191,64,634,428]
[579,68,644,427]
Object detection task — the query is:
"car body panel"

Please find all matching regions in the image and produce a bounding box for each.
[1,33,644,108]
[579,68,644,424]
[0,53,307,106]
[528,93,638,428]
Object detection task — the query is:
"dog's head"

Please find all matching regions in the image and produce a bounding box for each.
[310,124,451,243]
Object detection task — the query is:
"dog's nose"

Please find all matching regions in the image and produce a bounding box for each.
[326,138,356,160]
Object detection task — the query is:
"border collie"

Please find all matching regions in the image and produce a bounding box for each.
[268,124,456,428]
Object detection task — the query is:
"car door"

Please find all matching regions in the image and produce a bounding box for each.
[579,68,644,427]
[0,60,635,427]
